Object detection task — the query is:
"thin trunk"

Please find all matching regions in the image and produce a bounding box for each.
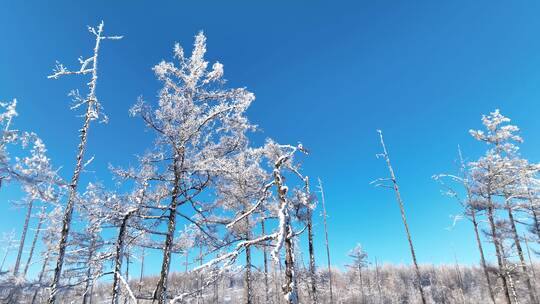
[198,245,203,304]
[137,248,145,304]
[305,177,318,304]
[48,23,108,304]
[505,196,537,304]
[528,192,540,242]
[23,210,44,276]
[524,236,539,289]
[375,257,382,304]
[112,210,135,304]
[470,210,496,303]
[486,200,512,304]
[82,237,96,304]
[31,251,51,304]
[377,130,426,304]
[0,248,10,272]
[154,153,182,304]
[458,147,496,304]
[359,266,364,304]
[245,242,253,304]
[453,253,466,304]
[318,178,334,304]
[261,220,270,304]
[124,248,131,304]
[13,200,33,276]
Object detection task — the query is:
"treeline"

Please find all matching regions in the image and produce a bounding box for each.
[15,263,540,304]
[0,21,539,304]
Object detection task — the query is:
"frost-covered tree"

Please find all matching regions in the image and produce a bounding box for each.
[347,243,369,303]
[46,21,122,304]
[433,147,497,304]
[469,109,537,304]
[129,31,254,304]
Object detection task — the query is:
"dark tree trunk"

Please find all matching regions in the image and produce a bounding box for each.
[13,200,33,276]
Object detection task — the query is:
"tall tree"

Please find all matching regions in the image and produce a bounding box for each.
[129,32,254,304]
[318,178,334,304]
[46,22,122,304]
[374,130,427,304]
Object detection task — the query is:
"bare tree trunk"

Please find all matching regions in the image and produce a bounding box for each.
[31,251,50,304]
[318,178,334,304]
[458,148,496,304]
[13,200,33,276]
[197,242,204,304]
[527,192,540,242]
[504,195,537,304]
[261,220,270,304]
[124,247,131,304]
[376,130,426,304]
[486,200,512,304]
[48,22,117,304]
[453,252,466,304]
[112,210,136,304]
[358,266,364,304]
[137,248,145,304]
[470,209,496,304]
[23,209,44,277]
[305,178,318,304]
[0,246,12,272]
[245,241,253,304]
[82,237,96,304]
[154,153,182,304]
[524,236,539,289]
[375,257,382,304]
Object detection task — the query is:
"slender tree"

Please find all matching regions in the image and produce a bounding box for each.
[46,22,122,304]
[374,130,427,304]
[318,178,334,304]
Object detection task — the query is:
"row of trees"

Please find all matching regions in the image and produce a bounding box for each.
[0,21,539,304]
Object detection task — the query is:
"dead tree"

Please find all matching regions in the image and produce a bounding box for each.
[317,178,334,304]
[374,130,427,304]
[12,199,34,276]
[46,21,122,304]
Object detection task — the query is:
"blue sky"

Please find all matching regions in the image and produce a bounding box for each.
[2,0,540,277]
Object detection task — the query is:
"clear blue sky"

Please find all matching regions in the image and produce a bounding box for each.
[2,1,540,276]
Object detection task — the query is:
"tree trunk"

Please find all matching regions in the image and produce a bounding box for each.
[318,178,334,304]
[31,251,50,304]
[153,153,182,304]
[13,199,33,276]
[486,201,512,304]
[528,192,540,242]
[23,210,44,277]
[377,131,426,304]
[112,210,136,304]
[305,177,317,304]
[137,248,145,304]
[82,237,97,304]
[261,220,270,304]
[505,196,537,304]
[358,266,364,304]
[245,241,253,304]
[273,165,298,304]
[375,257,382,304]
[470,209,496,304]
[47,25,106,304]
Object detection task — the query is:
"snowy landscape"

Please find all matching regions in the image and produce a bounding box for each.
[1,2,540,304]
